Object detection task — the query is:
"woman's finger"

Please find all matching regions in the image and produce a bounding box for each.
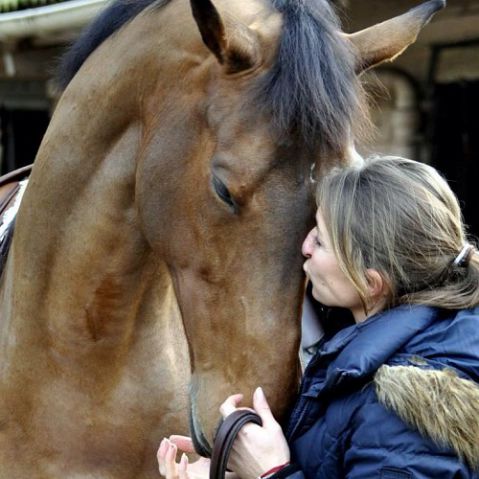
[179,453,189,479]
[165,440,178,479]
[169,435,196,453]
[219,394,244,418]
[253,387,278,429]
[158,438,168,476]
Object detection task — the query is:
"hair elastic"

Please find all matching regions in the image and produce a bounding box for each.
[453,244,474,267]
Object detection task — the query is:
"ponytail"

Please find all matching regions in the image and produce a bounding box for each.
[402,246,479,310]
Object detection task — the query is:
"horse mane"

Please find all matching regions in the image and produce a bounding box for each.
[56,0,170,89]
[57,0,369,151]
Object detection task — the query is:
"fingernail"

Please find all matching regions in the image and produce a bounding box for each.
[255,386,264,398]
[181,453,187,464]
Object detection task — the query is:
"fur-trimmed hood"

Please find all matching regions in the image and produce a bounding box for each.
[375,364,479,470]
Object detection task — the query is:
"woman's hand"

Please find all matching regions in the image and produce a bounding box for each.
[222,388,291,479]
[157,388,290,479]
[157,435,210,479]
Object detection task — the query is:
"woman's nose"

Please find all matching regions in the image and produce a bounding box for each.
[302,230,313,258]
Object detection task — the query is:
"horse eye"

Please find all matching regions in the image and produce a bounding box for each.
[212,176,237,211]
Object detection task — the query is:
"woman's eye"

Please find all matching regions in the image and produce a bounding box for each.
[212,176,237,212]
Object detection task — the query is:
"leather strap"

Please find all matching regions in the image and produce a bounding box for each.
[0,164,32,188]
[210,410,262,479]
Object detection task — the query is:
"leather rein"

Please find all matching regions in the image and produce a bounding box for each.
[210,410,262,479]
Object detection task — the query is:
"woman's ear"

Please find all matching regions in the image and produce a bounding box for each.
[365,269,389,301]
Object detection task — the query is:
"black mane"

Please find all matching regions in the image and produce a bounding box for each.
[56,0,168,89]
[57,0,368,151]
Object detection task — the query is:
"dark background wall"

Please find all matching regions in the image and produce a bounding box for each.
[431,80,479,239]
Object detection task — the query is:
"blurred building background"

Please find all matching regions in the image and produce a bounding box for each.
[0,0,478,236]
[343,0,479,238]
[0,0,105,172]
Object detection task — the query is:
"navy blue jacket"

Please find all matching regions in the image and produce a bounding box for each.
[282,305,479,479]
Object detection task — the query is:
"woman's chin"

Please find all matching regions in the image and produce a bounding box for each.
[311,287,324,303]
[311,289,334,309]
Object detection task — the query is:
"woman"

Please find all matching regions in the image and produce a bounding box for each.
[158,157,479,478]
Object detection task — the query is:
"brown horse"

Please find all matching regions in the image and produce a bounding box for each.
[0,0,444,477]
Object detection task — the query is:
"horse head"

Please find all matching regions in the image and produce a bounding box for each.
[133,0,445,454]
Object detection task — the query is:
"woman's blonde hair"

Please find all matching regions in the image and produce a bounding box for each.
[316,156,479,311]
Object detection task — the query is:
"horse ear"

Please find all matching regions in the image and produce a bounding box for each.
[190,0,259,73]
[347,0,446,73]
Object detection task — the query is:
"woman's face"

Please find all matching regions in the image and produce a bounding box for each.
[302,209,366,323]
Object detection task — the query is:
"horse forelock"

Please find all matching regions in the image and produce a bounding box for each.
[255,0,370,153]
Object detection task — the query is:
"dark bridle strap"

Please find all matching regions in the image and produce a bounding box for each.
[210,410,262,479]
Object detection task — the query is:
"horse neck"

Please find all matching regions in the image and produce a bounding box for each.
[1,19,185,360]
[5,146,173,354]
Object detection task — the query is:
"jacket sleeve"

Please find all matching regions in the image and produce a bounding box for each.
[343,398,473,478]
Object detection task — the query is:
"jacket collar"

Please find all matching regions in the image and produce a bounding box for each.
[303,305,439,397]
